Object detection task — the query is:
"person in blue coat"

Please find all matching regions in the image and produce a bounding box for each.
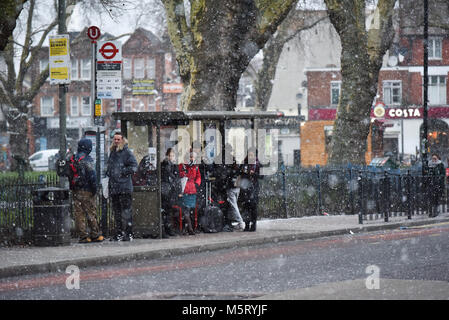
[71,138,104,243]
[106,132,138,241]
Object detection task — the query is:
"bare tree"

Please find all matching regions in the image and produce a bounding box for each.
[255,9,327,110]
[161,0,298,111]
[324,0,397,165]
[0,0,76,167]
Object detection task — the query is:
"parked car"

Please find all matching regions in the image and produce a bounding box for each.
[29,149,59,171]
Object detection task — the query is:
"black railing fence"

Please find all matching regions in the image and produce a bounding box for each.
[0,174,60,244]
[1,165,446,245]
[259,165,447,222]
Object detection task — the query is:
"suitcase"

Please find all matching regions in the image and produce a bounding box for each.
[200,180,224,233]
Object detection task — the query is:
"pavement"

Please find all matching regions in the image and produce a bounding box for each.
[1,212,449,279]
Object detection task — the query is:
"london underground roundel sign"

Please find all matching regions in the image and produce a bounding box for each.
[99,42,119,60]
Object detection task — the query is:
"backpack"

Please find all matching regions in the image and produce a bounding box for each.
[68,155,87,189]
[200,204,223,233]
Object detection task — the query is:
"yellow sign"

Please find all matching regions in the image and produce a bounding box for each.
[49,38,68,56]
[95,101,102,117]
[50,67,69,79]
[49,35,70,84]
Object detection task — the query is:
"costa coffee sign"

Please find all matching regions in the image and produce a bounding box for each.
[372,103,421,119]
[387,107,421,118]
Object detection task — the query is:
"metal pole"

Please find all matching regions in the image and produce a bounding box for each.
[58,0,68,188]
[156,123,162,239]
[422,0,429,176]
[90,36,100,187]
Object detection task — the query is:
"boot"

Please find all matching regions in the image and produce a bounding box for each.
[184,213,195,235]
[249,220,257,232]
[243,221,250,232]
[166,225,176,237]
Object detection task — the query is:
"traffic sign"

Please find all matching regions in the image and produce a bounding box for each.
[99,42,119,60]
[97,40,121,62]
[96,40,122,99]
[87,26,101,41]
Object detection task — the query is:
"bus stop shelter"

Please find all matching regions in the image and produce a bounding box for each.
[112,110,285,239]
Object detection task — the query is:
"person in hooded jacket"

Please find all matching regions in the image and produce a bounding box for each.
[179,150,201,235]
[428,153,445,217]
[71,138,104,243]
[161,148,182,237]
[106,132,138,241]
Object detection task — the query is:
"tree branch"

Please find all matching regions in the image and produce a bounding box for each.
[161,0,194,80]
[254,0,297,45]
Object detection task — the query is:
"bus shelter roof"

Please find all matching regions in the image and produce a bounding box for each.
[112,110,285,125]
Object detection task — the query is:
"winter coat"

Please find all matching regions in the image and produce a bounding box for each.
[106,142,138,195]
[210,160,240,203]
[428,159,445,197]
[132,155,157,186]
[239,157,261,203]
[179,162,201,195]
[161,158,181,207]
[71,138,97,195]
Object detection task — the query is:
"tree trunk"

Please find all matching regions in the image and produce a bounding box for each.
[0,0,26,52]
[6,110,29,171]
[163,0,297,111]
[325,0,396,165]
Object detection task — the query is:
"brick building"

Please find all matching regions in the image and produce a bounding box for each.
[30,27,181,155]
[301,1,449,167]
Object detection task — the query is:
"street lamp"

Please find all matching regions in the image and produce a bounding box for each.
[422,0,429,176]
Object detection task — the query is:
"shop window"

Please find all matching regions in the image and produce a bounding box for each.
[81,59,91,80]
[70,96,79,116]
[330,82,341,107]
[82,96,90,116]
[428,76,446,105]
[41,96,54,116]
[383,81,402,105]
[123,58,132,79]
[134,58,144,79]
[428,37,442,60]
[147,58,155,79]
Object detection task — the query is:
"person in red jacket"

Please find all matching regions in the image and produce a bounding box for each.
[179,151,201,235]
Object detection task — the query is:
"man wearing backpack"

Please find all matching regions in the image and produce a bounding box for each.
[70,138,104,243]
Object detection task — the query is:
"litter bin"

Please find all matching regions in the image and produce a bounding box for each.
[32,187,71,246]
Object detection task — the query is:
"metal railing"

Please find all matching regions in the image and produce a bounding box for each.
[0,174,60,244]
[1,166,446,244]
[257,165,447,223]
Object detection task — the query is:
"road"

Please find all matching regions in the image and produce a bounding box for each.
[1,223,448,301]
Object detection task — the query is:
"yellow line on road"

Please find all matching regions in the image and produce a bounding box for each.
[402,221,449,229]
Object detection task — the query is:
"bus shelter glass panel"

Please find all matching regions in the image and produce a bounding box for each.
[127,121,157,187]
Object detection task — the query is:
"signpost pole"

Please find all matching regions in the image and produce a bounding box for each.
[422,0,429,176]
[57,0,68,188]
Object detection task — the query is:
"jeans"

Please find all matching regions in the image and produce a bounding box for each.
[227,188,243,224]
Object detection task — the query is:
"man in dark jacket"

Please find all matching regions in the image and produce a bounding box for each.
[71,138,103,243]
[106,132,138,241]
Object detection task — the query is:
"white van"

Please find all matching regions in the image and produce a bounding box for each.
[29,149,59,172]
